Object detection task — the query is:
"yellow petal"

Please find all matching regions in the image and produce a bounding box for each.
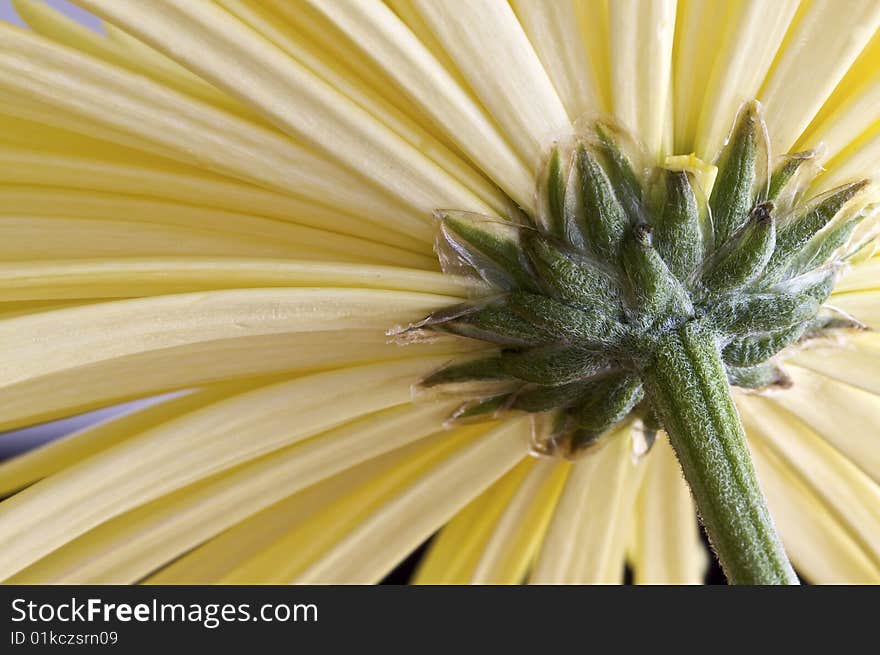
[150,425,483,584]
[73,0,492,217]
[796,29,880,165]
[0,288,467,428]
[247,0,532,211]
[0,258,468,302]
[608,0,676,160]
[741,396,880,575]
[470,459,569,584]
[0,187,433,267]
[11,0,251,117]
[0,358,451,580]
[285,419,530,584]
[6,402,456,583]
[407,0,570,169]
[672,0,727,154]
[813,129,880,193]
[630,436,706,584]
[0,141,432,249]
[790,330,880,396]
[743,403,880,583]
[692,0,799,159]
[759,0,880,156]
[511,0,601,124]
[751,435,879,583]
[833,257,880,294]
[530,426,643,584]
[0,23,427,227]
[412,457,536,584]
[0,387,225,496]
[769,365,880,483]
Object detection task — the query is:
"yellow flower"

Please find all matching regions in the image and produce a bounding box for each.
[0,0,879,584]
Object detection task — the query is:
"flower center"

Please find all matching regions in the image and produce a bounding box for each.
[397,101,874,459]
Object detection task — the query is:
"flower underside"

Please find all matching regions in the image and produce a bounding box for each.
[397,101,875,459]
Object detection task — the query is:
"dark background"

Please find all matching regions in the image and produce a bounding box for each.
[379,529,730,584]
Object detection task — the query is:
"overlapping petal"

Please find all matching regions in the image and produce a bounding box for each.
[0,0,877,585]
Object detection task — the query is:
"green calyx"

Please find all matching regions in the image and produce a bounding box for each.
[401,101,873,459]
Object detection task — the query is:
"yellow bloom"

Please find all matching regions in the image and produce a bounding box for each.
[0,0,879,584]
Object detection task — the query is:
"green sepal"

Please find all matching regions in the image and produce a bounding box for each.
[500,344,611,385]
[544,147,567,239]
[654,169,703,281]
[709,101,763,246]
[451,394,510,421]
[569,373,644,448]
[722,323,807,367]
[802,309,867,338]
[766,151,816,203]
[421,356,509,387]
[726,362,792,390]
[522,232,621,308]
[594,122,644,224]
[793,213,865,274]
[765,180,869,280]
[438,210,539,292]
[712,291,819,335]
[510,381,589,413]
[701,202,776,294]
[781,267,837,304]
[507,291,621,343]
[621,224,693,319]
[427,301,552,346]
[576,145,629,260]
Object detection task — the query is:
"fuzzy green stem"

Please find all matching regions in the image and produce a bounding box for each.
[641,320,799,585]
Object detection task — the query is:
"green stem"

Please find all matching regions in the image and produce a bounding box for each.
[641,320,798,585]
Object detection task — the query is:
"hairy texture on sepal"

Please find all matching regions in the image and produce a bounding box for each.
[621,224,693,320]
[701,202,775,294]
[436,211,539,292]
[765,180,870,281]
[726,362,792,390]
[403,102,876,459]
[594,123,644,224]
[723,323,807,367]
[576,146,629,261]
[709,101,765,246]
[522,232,621,309]
[654,170,703,281]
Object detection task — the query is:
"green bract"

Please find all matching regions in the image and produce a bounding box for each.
[403,102,872,459]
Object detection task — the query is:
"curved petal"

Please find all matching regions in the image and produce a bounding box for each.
[759,0,880,156]
[608,0,676,160]
[530,426,644,584]
[0,258,467,302]
[630,436,706,584]
[273,419,529,584]
[73,0,492,217]
[251,0,532,210]
[691,0,799,159]
[5,402,457,583]
[144,426,483,583]
[412,458,537,584]
[741,396,880,577]
[408,0,570,169]
[11,0,251,117]
[790,330,880,396]
[0,22,425,228]
[769,365,880,483]
[470,459,569,584]
[0,357,453,580]
[0,288,468,428]
[797,29,880,165]
[511,0,601,124]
